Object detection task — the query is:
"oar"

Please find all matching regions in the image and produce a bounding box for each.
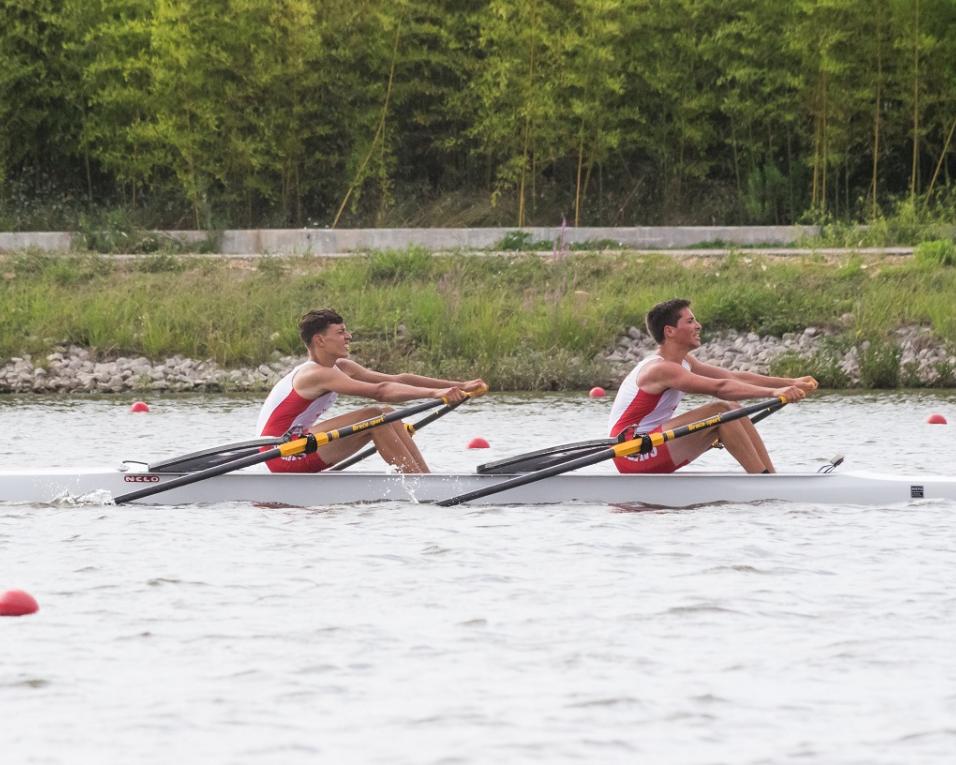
[332,384,488,471]
[147,436,286,473]
[710,399,786,450]
[749,400,785,426]
[477,438,617,474]
[114,396,461,504]
[437,396,787,507]
[480,398,790,476]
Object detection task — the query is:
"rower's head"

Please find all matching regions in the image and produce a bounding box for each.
[299,308,351,358]
[646,298,701,348]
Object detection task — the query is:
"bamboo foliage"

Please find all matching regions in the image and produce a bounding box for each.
[0,0,953,228]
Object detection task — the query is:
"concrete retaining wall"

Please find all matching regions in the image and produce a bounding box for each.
[0,225,821,255]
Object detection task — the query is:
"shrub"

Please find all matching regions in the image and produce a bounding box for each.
[914,239,956,267]
[858,337,900,388]
[769,350,850,389]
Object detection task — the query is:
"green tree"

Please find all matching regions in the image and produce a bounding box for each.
[0,0,84,199]
[469,0,567,225]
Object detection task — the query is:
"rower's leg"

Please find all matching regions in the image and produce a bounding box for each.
[394,422,429,472]
[310,407,427,474]
[736,416,776,472]
[663,403,737,468]
[713,419,769,473]
[369,420,429,473]
[663,402,769,474]
[309,408,380,465]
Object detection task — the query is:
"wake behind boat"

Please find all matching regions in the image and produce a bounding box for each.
[2,464,956,507]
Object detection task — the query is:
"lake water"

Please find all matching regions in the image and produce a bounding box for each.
[2,391,956,764]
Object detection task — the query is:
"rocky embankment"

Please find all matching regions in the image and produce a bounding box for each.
[605,325,956,386]
[0,347,300,393]
[1,326,954,393]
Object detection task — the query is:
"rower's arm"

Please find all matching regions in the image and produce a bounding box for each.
[338,359,486,392]
[643,360,805,402]
[296,362,463,403]
[688,357,817,391]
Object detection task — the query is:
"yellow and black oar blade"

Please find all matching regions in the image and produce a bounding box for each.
[331,384,489,472]
[438,396,786,507]
[114,396,456,504]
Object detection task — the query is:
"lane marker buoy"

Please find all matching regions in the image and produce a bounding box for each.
[589,386,606,398]
[927,413,947,424]
[0,589,39,617]
[467,437,490,449]
[130,401,150,413]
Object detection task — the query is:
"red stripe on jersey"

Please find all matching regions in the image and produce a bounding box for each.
[610,389,663,438]
[259,388,313,437]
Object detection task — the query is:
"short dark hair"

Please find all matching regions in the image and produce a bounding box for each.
[299,308,344,345]
[645,298,691,343]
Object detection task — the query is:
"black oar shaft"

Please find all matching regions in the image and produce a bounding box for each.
[114,397,451,504]
[438,396,787,507]
[749,401,785,427]
[331,399,465,472]
[438,442,629,507]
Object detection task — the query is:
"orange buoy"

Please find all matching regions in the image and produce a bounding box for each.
[589,386,606,398]
[130,401,150,413]
[0,589,39,616]
[927,413,948,425]
[467,437,490,449]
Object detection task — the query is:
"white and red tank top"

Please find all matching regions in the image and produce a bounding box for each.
[256,361,337,437]
[608,355,690,437]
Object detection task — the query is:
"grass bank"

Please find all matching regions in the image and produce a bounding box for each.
[2,245,955,390]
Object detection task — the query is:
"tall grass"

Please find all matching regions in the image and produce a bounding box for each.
[2,249,955,389]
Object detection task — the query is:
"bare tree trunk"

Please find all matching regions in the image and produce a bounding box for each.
[926,117,956,198]
[870,3,883,219]
[910,0,921,198]
[332,20,402,229]
[574,133,584,227]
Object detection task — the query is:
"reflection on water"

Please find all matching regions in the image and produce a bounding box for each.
[2,391,956,764]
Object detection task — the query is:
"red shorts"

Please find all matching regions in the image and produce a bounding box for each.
[612,425,688,474]
[262,449,330,474]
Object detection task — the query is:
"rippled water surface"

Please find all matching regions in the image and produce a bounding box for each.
[2,391,956,764]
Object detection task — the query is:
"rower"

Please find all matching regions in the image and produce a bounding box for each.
[257,309,486,474]
[608,298,817,474]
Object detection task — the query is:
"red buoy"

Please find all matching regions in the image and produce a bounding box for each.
[589,386,606,398]
[0,589,39,617]
[927,413,948,425]
[467,437,490,449]
[130,401,150,413]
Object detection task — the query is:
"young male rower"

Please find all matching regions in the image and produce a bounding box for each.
[608,298,817,474]
[257,308,486,473]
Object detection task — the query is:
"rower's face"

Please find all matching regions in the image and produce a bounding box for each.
[315,323,352,356]
[669,308,702,348]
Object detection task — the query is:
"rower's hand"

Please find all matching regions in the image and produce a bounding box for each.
[461,378,488,394]
[773,385,806,403]
[435,386,466,404]
[793,375,818,393]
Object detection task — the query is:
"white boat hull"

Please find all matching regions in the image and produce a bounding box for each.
[2,467,956,507]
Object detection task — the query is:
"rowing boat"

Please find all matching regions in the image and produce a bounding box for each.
[2,465,955,506]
